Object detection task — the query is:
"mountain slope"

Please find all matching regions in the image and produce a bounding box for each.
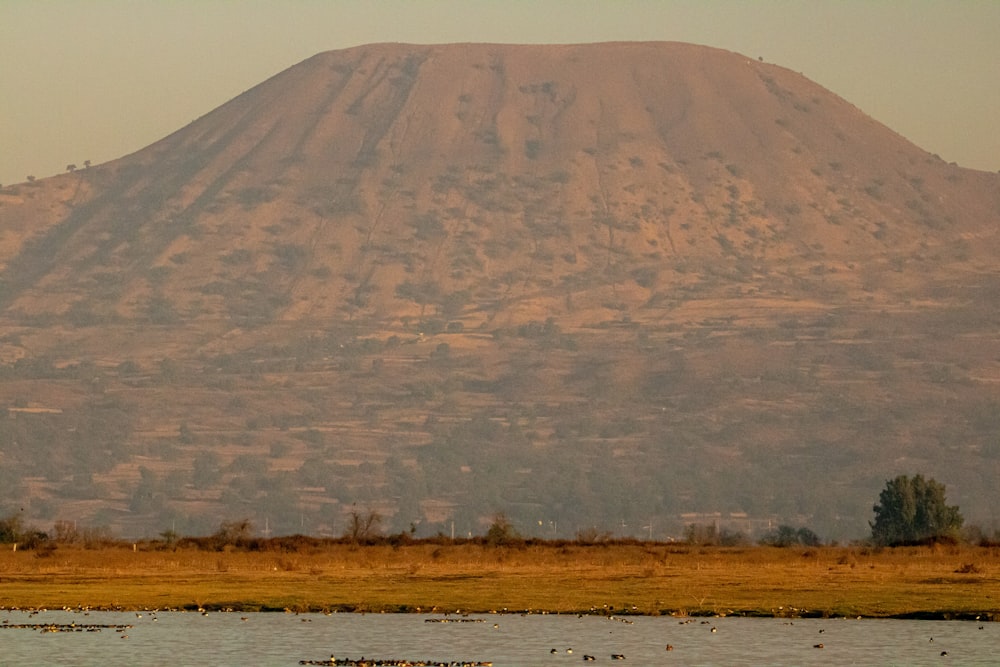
[0,42,999,540]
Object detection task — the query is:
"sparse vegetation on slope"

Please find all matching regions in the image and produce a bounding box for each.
[0,43,998,542]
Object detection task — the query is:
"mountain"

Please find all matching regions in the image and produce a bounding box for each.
[1,42,999,541]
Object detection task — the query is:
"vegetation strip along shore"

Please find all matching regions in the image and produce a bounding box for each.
[1,542,998,620]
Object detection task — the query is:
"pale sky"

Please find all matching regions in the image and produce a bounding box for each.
[1,1,998,187]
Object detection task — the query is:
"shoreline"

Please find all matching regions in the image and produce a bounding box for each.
[3,605,994,622]
[1,603,996,622]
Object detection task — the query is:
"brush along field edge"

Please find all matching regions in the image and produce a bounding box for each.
[0,545,998,619]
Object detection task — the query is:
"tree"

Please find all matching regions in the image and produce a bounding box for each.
[870,474,963,546]
[129,466,160,513]
[0,512,25,543]
[211,519,253,549]
[761,525,821,547]
[0,513,47,548]
[485,513,521,546]
[395,279,441,320]
[343,507,382,543]
[192,451,221,489]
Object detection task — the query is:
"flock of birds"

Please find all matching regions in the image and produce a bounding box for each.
[1,607,146,639]
[298,660,493,667]
[3,606,989,662]
[0,620,133,635]
[295,615,714,664]
[548,648,629,661]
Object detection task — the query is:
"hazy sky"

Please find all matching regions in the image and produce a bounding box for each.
[2,1,998,187]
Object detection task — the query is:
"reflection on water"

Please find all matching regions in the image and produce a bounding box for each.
[1,609,996,666]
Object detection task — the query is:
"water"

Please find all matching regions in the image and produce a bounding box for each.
[0,610,995,666]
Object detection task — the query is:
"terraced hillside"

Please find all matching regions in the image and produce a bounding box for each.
[1,42,999,540]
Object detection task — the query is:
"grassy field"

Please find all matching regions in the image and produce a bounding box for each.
[1,542,998,620]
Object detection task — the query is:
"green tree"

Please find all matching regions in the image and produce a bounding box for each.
[485,513,522,546]
[0,513,47,548]
[870,474,963,546]
[0,513,25,543]
[761,525,821,547]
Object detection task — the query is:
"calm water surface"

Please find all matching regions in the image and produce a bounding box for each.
[1,610,995,666]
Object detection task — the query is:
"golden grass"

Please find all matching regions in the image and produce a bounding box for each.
[1,543,998,619]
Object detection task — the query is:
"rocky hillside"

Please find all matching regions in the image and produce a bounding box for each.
[1,42,998,540]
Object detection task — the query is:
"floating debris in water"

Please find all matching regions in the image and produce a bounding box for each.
[298,657,493,666]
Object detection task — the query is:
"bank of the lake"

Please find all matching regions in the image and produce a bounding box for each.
[1,543,997,620]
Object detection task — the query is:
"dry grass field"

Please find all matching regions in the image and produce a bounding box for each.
[1,543,998,620]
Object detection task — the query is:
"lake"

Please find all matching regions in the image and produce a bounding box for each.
[0,609,995,666]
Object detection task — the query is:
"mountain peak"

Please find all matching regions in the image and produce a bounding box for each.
[0,42,998,540]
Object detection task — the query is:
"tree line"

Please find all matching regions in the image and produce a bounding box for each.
[0,474,972,550]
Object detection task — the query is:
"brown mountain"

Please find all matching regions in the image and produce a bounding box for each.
[1,42,999,540]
